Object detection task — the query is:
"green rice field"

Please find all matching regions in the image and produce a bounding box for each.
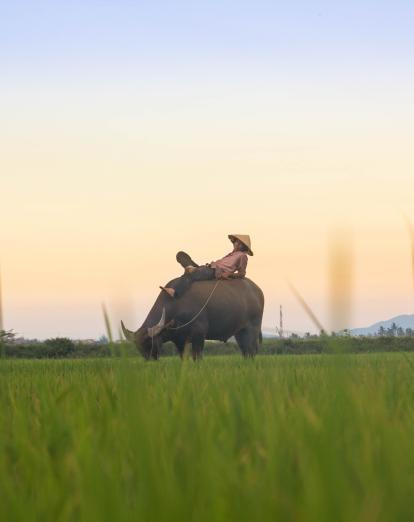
[1,353,414,521]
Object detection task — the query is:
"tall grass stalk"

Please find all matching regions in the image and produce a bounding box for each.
[328,226,354,333]
[0,266,3,332]
[287,281,325,333]
[403,212,414,288]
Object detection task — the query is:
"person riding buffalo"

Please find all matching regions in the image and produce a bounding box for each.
[160,234,253,299]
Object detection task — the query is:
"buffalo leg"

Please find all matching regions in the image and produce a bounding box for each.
[235,327,258,358]
[191,334,205,361]
[174,338,186,359]
[249,324,261,357]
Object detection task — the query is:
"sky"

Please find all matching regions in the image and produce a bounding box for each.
[1,1,414,339]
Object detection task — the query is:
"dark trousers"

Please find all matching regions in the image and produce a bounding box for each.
[172,266,216,298]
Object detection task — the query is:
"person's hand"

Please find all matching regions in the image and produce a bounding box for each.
[220,272,231,280]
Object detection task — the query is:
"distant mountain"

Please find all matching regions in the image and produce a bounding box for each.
[351,314,414,336]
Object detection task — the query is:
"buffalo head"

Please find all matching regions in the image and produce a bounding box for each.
[121,307,168,360]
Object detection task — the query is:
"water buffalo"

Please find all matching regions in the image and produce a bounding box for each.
[121,277,264,360]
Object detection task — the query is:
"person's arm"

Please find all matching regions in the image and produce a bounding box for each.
[230,255,248,279]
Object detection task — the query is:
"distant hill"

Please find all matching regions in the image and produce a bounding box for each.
[351,314,414,336]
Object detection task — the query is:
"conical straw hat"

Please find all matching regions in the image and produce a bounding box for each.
[228,234,254,256]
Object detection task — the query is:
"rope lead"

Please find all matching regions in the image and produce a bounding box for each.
[167,280,221,331]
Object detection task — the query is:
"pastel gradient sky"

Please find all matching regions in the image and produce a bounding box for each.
[1,1,414,339]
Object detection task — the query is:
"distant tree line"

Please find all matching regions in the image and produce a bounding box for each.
[0,331,134,358]
[1,329,414,358]
[292,324,414,338]
[375,322,414,337]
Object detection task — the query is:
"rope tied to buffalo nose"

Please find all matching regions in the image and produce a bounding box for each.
[167,279,221,331]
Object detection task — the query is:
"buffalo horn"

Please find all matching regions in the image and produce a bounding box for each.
[121,320,135,342]
[147,307,166,338]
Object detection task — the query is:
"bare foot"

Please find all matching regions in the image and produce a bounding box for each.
[159,286,175,298]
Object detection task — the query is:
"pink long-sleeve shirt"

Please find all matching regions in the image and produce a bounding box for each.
[211,251,248,278]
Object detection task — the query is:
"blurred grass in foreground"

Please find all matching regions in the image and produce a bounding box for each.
[1,354,414,522]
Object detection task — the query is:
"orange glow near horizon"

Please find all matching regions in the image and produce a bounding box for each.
[1,80,414,338]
